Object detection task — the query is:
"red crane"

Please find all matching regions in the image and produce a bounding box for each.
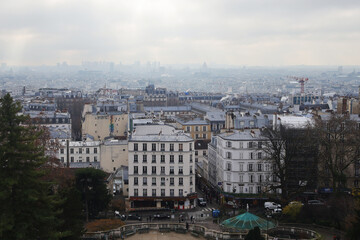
[287,76,309,94]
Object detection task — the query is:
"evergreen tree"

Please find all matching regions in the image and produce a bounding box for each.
[0,94,58,239]
[75,168,112,221]
[58,184,84,240]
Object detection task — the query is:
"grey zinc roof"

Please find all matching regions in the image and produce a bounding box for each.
[130,124,193,142]
[218,129,266,141]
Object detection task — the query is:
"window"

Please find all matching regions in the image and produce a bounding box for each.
[79,148,83,154]
[259,175,263,183]
[190,176,193,185]
[239,142,243,148]
[161,155,165,163]
[227,162,232,171]
[195,126,199,131]
[170,177,174,186]
[143,155,147,163]
[203,150,206,156]
[258,142,262,149]
[152,155,156,163]
[86,148,89,154]
[170,143,174,151]
[134,143,138,151]
[134,189,138,196]
[152,143,156,151]
[170,155,174,163]
[143,177,147,185]
[186,126,190,132]
[195,151,198,156]
[203,126,207,131]
[61,157,64,162]
[161,167,165,174]
[190,154,193,163]
[134,155,138,163]
[250,152,254,159]
[142,166,147,174]
[179,166,183,175]
[249,186,253,193]
[143,189,147,196]
[161,177,165,186]
[257,164,262,172]
[94,156,97,162]
[248,164,253,172]
[249,175,254,182]
[170,189,174,196]
[190,166,193,174]
[152,166,156,174]
[179,178,183,186]
[86,157,90,162]
[179,189,183,196]
[226,141,232,148]
[134,166,138,174]
[239,174,243,183]
[134,177,138,185]
[152,177,156,186]
[179,155,183,163]
[203,134,206,139]
[258,152,262,159]
[257,186,261,193]
[161,189,165,196]
[152,189,156,196]
[70,148,74,154]
[239,186,243,193]
[195,134,199,139]
[94,148,97,154]
[239,163,244,171]
[265,164,270,171]
[143,143,147,151]
[170,166,174,175]
[226,152,232,159]
[189,143,192,151]
[179,143,183,151]
[161,143,165,151]
[60,148,64,154]
[248,142,253,148]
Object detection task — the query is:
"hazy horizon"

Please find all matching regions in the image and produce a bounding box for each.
[1,0,360,66]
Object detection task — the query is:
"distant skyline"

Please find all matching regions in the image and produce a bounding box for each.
[1,0,360,66]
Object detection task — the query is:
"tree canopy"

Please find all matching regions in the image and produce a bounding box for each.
[0,94,59,239]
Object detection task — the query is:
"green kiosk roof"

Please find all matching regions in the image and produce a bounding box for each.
[221,212,276,230]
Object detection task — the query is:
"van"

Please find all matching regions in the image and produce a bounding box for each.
[264,202,281,210]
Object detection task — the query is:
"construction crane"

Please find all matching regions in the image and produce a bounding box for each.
[287,76,309,94]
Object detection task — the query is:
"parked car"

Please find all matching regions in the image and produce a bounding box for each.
[197,198,207,207]
[264,202,281,210]
[226,201,238,208]
[307,200,325,205]
[153,213,171,220]
[126,214,142,221]
[288,201,304,206]
[272,208,282,214]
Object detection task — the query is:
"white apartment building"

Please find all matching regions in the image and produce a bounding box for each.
[58,140,101,168]
[128,124,196,210]
[208,129,279,195]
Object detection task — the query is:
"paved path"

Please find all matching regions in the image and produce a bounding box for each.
[126,230,205,240]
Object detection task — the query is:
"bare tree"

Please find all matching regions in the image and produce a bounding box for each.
[314,114,360,192]
[261,125,318,200]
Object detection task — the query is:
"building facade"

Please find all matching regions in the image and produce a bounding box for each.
[208,129,279,195]
[128,124,196,210]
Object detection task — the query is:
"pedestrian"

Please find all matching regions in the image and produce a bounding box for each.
[190,216,193,223]
[186,222,189,230]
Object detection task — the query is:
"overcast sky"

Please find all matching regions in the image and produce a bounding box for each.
[1,0,359,66]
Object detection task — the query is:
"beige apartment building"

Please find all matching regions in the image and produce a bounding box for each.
[100,139,128,173]
[82,113,128,140]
